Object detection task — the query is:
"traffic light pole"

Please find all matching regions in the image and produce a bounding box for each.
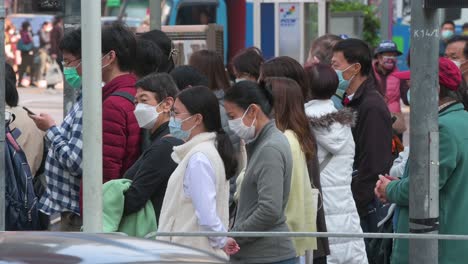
[409,1,440,263]
[81,0,103,233]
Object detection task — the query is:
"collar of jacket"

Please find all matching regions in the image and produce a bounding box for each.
[246,120,276,150]
[439,102,464,116]
[171,132,217,164]
[150,121,170,141]
[102,73,137,100]
[347,76,378,106]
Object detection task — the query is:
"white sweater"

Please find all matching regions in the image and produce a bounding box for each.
[157,132,229,260]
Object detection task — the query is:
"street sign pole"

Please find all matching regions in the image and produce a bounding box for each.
[0,0,6,232]
[81,0,103,233]
[409,0,440,263]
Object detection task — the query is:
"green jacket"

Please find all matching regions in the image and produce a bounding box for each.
[103,179,157,237]
[387,103,468,264]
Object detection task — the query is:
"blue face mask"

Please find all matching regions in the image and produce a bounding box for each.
[335,64,357,93]
[169,115,195,141]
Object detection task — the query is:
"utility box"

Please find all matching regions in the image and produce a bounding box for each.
[329,11,364,39]
[162,24,224,65]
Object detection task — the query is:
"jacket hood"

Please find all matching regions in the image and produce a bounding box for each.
[309,107,356,155]
[309,107,356,129]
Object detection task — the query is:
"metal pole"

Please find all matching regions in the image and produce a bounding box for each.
[409,1,440,263]
[149,0,162,30]
[253,0,261,48]
[81,0,103,233]
[380,0,392,40]
[317,0,327,36]
[63,0,81,116]
[0,0,6,231]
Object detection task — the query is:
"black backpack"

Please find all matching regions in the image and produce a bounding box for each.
[5,118,41,230]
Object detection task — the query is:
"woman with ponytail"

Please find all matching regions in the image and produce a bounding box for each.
[157,86,239,259]
[224,81,297,264]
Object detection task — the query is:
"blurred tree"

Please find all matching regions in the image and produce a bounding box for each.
[331,0,381,48]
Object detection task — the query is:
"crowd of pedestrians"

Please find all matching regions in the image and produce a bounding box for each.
[5,15,64,91]
[4,18,468,264]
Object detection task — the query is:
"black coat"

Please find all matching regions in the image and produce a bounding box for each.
[347,77,393,217]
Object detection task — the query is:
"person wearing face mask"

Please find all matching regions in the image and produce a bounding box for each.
[99,22,141,190]
[372,40,408,138]
[331,39,393,250]
[120,73,183,222]
[439,20,456,57]
[29,28,84,231]
[444,35,468,110]
[224,81,297,264]
[157,86,239,259]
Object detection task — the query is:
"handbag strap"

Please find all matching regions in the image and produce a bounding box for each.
[319,152,333,172]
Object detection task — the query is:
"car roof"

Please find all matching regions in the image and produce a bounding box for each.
[0,232,226,263]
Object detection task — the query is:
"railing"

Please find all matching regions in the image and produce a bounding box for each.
[144,231,468,241]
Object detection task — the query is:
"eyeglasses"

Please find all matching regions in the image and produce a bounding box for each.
[62,58,81,67]
[170,110,191,118]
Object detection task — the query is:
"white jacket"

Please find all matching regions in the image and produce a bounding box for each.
[305,100,368,264]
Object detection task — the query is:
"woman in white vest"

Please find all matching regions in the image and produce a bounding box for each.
[157,86,239,259]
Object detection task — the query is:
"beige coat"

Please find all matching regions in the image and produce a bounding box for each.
[7,106,44,176]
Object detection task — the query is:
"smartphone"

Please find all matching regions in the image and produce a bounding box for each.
[22,106,36,116]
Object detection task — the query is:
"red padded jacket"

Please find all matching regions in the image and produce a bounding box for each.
[101,74,141,182]
[79,74,141,215]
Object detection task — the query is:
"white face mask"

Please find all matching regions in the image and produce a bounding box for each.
[228,105,256,143]
[451,59,462,69]
[134,101,163,129]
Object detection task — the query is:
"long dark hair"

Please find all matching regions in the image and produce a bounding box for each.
[177,86,237,180]
[260,56,310,101]
[189,50,230,91]
[268,77,316,160]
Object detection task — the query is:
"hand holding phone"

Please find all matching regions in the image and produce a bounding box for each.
[23,106,36,116]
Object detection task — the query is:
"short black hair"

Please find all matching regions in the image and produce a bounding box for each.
[59,28,81,58]
[463,23,468,30]
[102,22,137,72]
[446,35,468,46]
[134,38,164,78]
[333,38,373,76]
[231,47,264,80]
[305,63,339,100]
[140,30,175,73]
[21,21,30,31]
[169,65,208,90]
[135,73,179,101]
[6,63,18,107]
[225,80,273,115]
[441,20,455,29]
[465,41,468,59]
